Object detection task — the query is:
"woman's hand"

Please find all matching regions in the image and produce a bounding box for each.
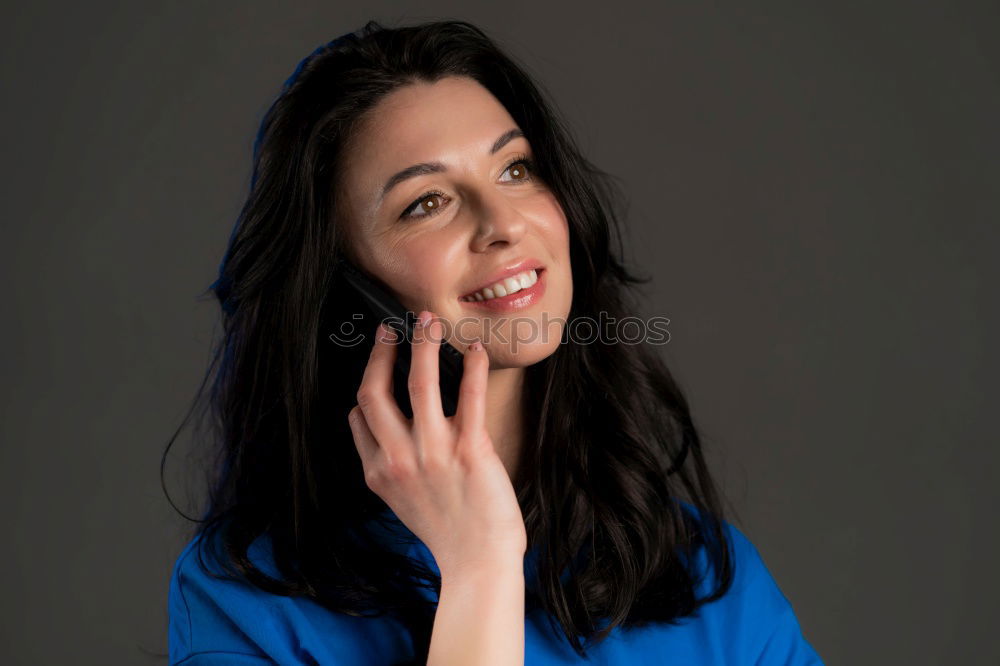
[347,310,527,578]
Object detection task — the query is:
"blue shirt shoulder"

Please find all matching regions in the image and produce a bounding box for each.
[167,529,414,664]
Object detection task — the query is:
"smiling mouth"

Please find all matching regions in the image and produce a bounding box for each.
[459,268,544,302]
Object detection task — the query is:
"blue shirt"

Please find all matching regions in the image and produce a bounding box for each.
[168,505,824,664]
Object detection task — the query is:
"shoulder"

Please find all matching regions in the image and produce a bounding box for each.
[168,527,414,665]
[677,501,826,664]
[167,530,274,663]
[676,500,788,603]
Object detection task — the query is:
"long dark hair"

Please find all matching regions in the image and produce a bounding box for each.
[162,18,736,662]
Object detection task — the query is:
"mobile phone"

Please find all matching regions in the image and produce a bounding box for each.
[335,258,465,419]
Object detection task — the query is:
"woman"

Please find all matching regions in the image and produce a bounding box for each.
[164,19,824,665]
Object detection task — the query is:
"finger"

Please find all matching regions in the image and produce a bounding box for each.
[454,338,489,438]
[347,405,378,465]
[409,311,444,431]
[357,323,410,454]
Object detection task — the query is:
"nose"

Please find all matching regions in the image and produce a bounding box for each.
[468,187,528,252]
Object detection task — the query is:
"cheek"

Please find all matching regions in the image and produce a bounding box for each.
[536,195,572,299]
[383,239,458,306]
[531,193,570,247]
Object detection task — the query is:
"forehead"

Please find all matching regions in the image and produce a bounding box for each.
[337,77,520,216]
[355,76,515,161]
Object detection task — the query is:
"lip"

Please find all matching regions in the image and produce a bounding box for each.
[459,258,545,300]
[458,267,547,313]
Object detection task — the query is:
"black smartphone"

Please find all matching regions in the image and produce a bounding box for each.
[335,258,466,419]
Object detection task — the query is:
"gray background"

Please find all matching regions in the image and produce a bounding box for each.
[2,1,996,664]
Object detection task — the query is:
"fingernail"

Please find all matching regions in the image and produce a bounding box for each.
[417,310,432,328]
[469,339,483,352]
[378,323,396,342]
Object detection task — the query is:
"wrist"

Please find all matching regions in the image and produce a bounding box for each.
[438,554,525,584]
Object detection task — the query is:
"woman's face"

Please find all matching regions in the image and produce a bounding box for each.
[336,76,572,368]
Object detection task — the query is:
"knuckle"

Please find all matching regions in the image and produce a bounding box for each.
[459,381,484,399]
[363,466,381,491]
[455,445,481,472]
[457,432,490,460]
[383,455,416,481]
[355,388,376,411]
[407,378,433,399]
[418,447,449,473]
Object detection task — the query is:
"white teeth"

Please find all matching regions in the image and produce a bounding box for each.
[461,269,539,302]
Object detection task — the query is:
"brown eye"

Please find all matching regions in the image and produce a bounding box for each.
[400,191,448,220]
[418,194,442,211]
[500,156,535,184]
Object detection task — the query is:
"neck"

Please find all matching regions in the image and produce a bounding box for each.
[483,365,526,486]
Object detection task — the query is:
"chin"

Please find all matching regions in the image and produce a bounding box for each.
[485,334,563,369]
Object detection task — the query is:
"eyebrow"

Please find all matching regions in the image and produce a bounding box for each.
[376,128,526,207]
